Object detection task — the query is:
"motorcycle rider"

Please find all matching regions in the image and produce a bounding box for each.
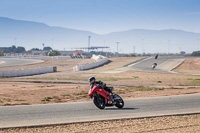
[152,63,157,69]
[88,77,113,101]
[155,54,158,59]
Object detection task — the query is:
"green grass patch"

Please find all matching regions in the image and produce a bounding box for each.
[115,89,127,94]
[26,77,88,81]
[187,80,200,86]
[187,78,200,81]
[134,87,164,91]
[171,87,184,89]
[3,98,11,102]
[178,84,187,86]
[52,96,61,101]
[62,94,73,99]
[38,85,55,88]
[73,91,88,98]
[99,77,133,81]
[132,76,139,79]
[15,99,26,102]
[47,85,55,87]
[115,86,165,94]
[38,86,46,88]
[123,57,147,67]
[157,81,162,83]
[62,94,70,97]
[41,97,53,101]
[99,77,119,81]
[41,96,62,102]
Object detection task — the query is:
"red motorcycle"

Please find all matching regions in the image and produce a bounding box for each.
[88,84,124,109]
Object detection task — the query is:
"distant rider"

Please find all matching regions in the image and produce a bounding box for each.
[152,63,157,69]
[155,54,158,59]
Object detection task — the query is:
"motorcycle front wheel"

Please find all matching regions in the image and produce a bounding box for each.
[114,94,124,108]
[93,94,105,109]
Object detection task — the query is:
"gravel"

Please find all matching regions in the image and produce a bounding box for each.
[1,114,200,133]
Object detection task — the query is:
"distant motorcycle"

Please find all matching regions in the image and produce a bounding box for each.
[155,54,158,59]
[152,63,157,69]
[88,85,124,109]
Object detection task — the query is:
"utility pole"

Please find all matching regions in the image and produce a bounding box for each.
[116,42,120,57]
[14,38,17,46]
[141,39,144,54]
[88,36,91,53]
[168,40,170,54]
[179,47,181,53]
[42,43,45,50]
[133,46,135,54]
[51,39,54,49]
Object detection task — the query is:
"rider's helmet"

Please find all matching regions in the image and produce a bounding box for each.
[88,77,96,85]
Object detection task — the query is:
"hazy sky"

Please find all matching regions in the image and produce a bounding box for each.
[0,0,200,34]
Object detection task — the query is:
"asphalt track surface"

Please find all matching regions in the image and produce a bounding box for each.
[0,58,43,67]
[0,93,200,128]
[128,56,185,73]
[0,56,198,128]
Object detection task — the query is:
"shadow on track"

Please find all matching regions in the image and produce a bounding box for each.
[105,107,139,110]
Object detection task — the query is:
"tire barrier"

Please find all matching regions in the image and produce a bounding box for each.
[71,55,83,59]
[73,55,108,71]
[0,66,57,77]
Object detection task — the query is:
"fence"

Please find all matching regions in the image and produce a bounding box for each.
[0,66,57,77]
[73,55,109,71]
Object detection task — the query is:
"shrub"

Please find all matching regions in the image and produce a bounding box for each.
[0,51,4,56]
[47,50,61,56]
[191,51,200,56]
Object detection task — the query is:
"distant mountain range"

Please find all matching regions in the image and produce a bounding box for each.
[0,17,200,53]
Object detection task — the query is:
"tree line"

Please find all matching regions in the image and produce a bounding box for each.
[0,45,62,56]
[0,45,26,53]
[191,51,200,56]
[0,45,200,57]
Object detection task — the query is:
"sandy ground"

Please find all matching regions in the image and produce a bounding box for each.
[0,57,200,106]
[1,114,200,133]
[1,81,200,106]
[0,57,200,132]
[173,57,200,74]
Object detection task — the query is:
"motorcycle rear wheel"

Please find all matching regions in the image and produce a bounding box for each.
[93,95,105,109]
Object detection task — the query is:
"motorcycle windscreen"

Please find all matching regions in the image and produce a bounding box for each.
[88,85,98,97]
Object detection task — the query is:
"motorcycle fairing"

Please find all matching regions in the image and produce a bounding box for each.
[88,85,110,104]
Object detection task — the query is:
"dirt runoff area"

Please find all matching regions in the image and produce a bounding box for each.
[0,57,200,132]
[1,114,200,133]
[173,57,200,74]
[1,81,200,106]
[0,57,200,106]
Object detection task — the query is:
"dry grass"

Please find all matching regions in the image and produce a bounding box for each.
[0,81,199,106]
[0,57,200,106]
[0,57,200,132]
